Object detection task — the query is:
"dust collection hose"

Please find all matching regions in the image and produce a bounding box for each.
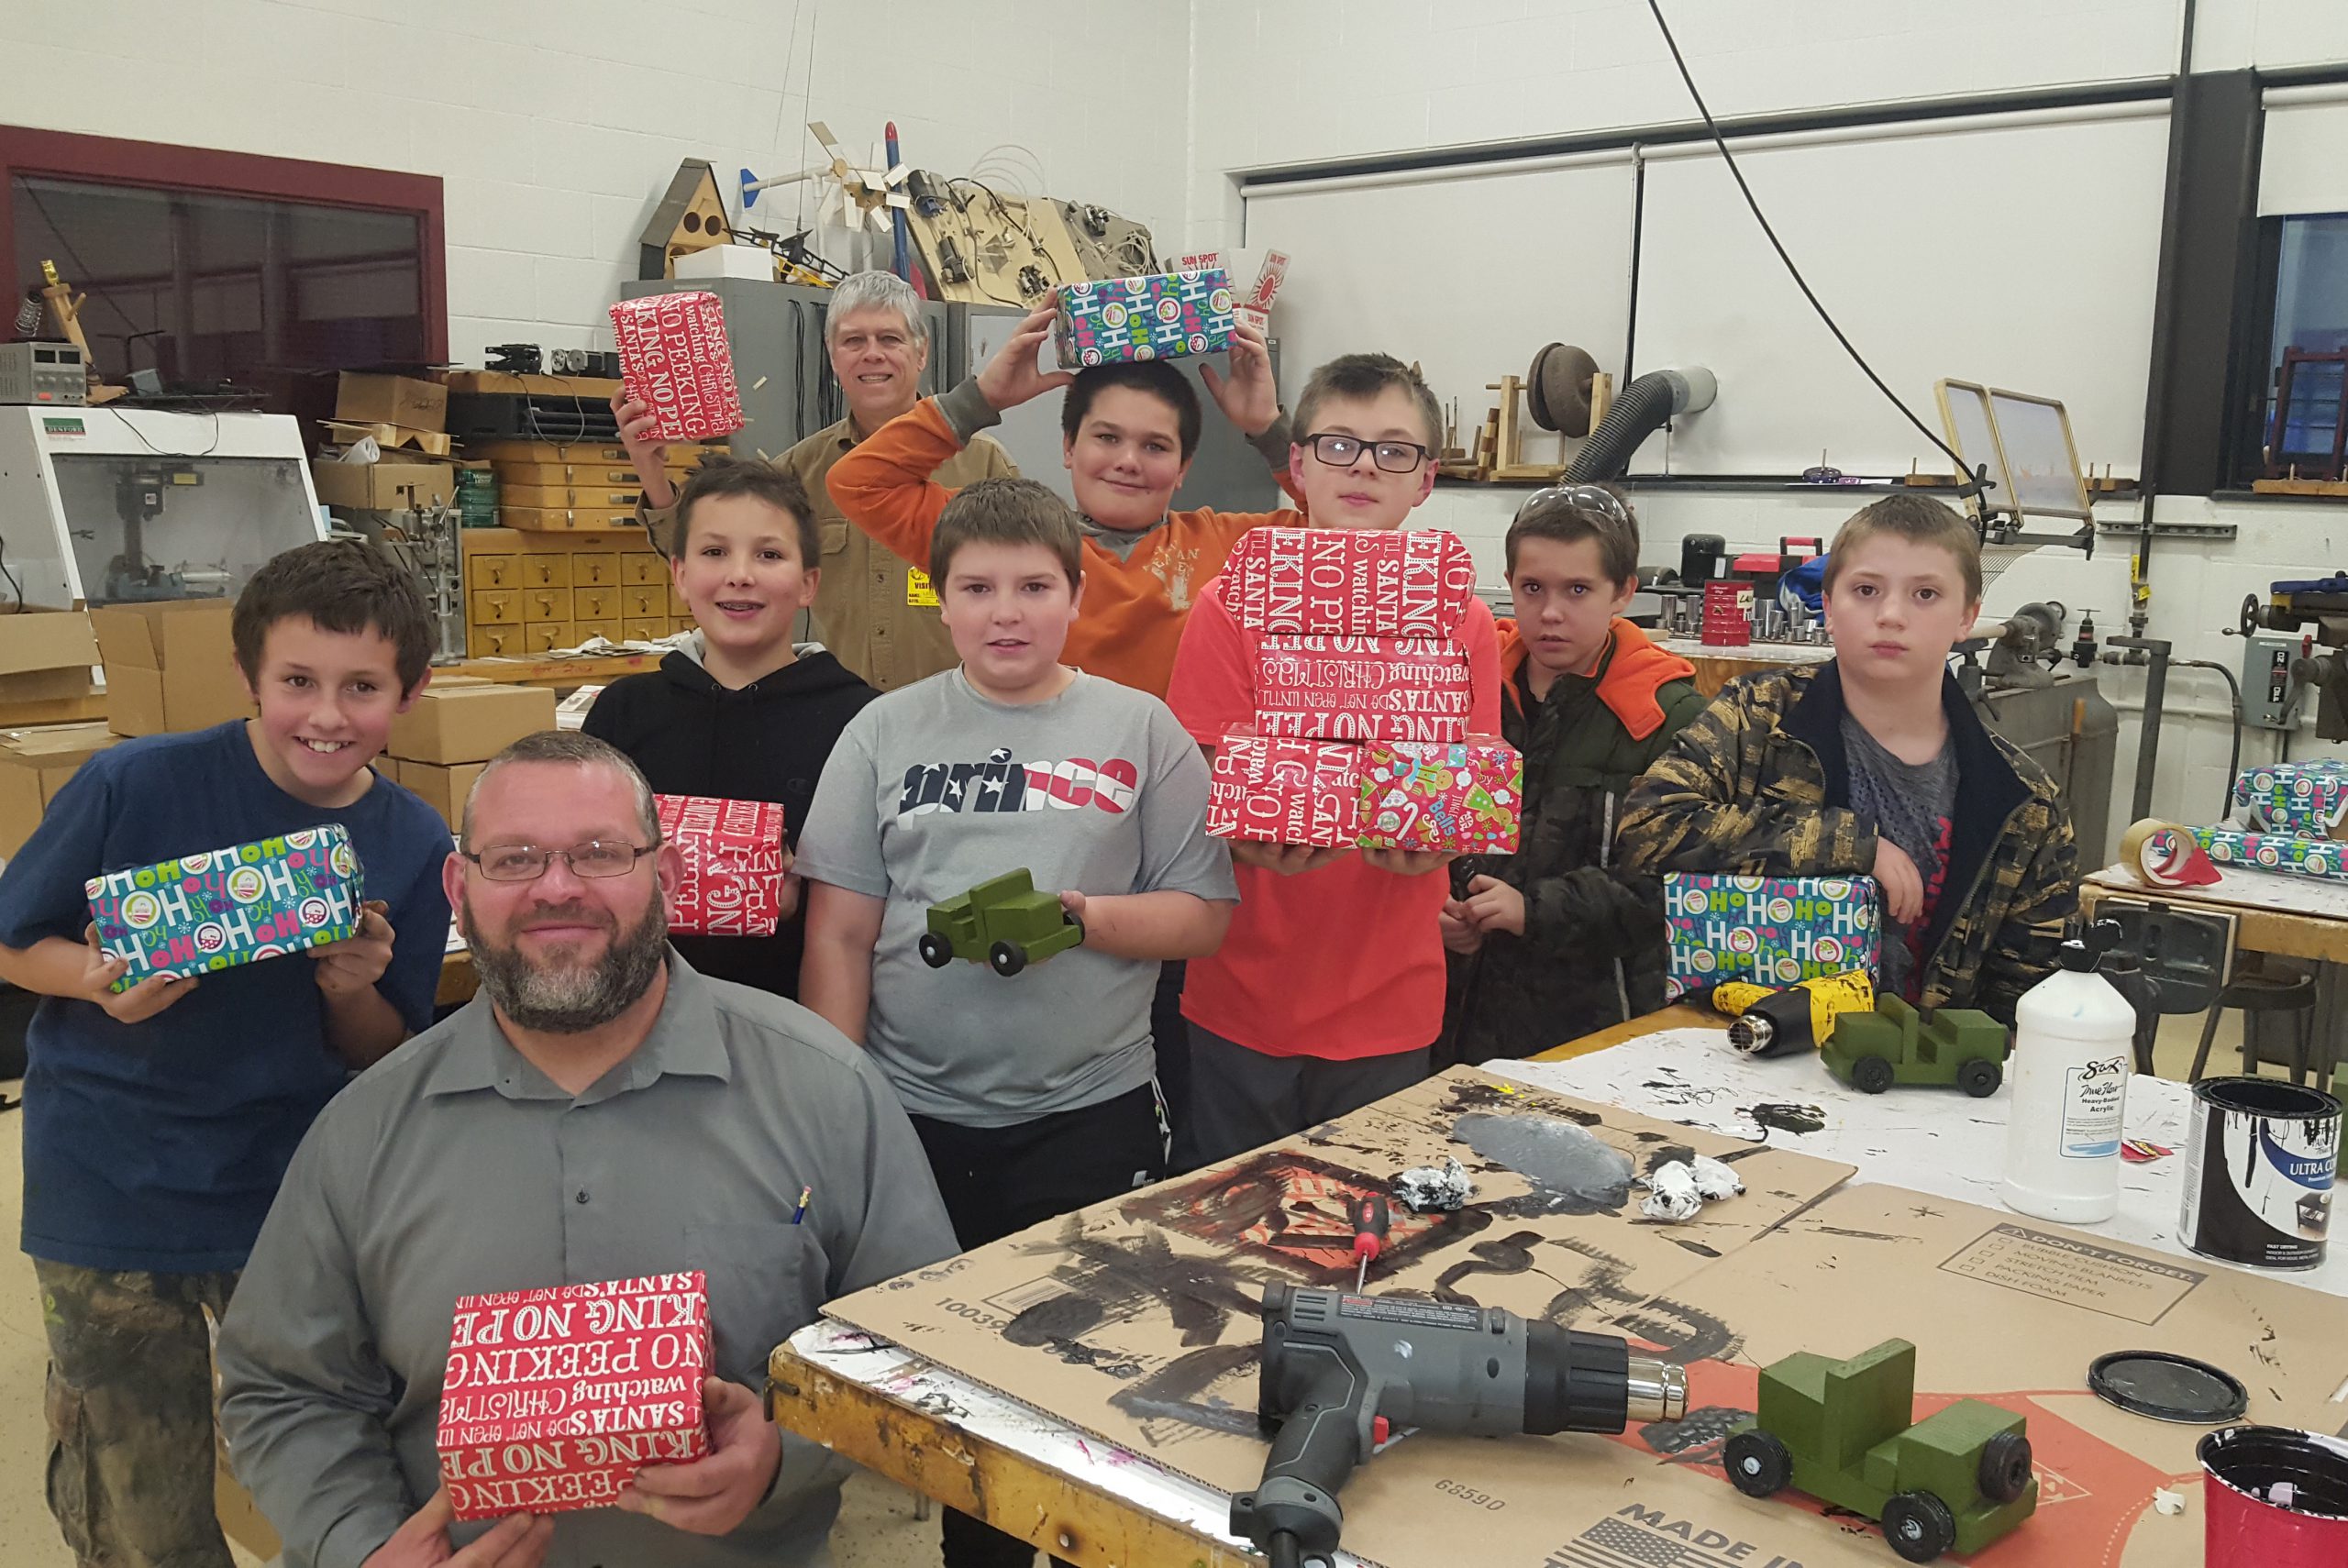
[1565,367,1717,482]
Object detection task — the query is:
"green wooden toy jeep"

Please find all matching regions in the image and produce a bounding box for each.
[1723,1338,2036,1563]
[1821,995,2009,1098]
[918,870,1083,977]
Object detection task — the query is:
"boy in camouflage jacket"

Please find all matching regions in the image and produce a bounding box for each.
[1442,489,1705,1062]
[1616,496,2076,1024]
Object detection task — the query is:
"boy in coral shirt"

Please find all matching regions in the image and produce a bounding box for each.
[1167,356,1499,1163]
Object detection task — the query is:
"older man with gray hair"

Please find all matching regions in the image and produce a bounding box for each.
[216,731,955,1568]
[617,270,1016,690]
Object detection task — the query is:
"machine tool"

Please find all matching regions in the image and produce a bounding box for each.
[2238,576,2348,739]
[1233,1286,1687,1568]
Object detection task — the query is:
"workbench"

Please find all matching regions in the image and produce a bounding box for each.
[770,1009,2341,1566]
[2080,857,2348,965]
[434,651,666,690]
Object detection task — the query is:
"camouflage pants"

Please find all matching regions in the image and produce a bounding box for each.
[34,1258,240,1568]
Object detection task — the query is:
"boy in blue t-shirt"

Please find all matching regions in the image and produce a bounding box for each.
[0,539,455,1568]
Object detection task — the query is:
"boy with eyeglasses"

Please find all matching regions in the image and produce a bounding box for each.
[1166,354,1500,1162]
[1438,486,1703,1064]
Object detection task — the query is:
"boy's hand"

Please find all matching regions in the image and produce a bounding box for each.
[1461,875,1524,936]
[1439,900,1482,955]
[1359,847,1456,878]
[82,922,195,1023]
[1873,839,1924,926]
[610,392,675,508]
[774,847,803,924]
[1228,841,1348,877]
[1199,320,1278,437]
[361,1489,552,1568]
[617,1377,782,1537]
[1058,889,1087,924]
[313,900,396,999]
[973,304,1075,413]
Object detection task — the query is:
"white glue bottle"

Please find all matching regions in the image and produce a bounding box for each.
[2000,933,2135,1223]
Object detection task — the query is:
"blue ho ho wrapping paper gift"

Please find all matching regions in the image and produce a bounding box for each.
[1661,872,1881,998]
[86,825,363,989]
[2231,760,2348,837]
[1053,270,1236,370]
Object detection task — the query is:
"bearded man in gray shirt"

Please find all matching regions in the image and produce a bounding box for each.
[216,731,956,1568]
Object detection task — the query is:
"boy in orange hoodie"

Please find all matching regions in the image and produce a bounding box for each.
[825,304,1299,699]
[1439,487,1703,1062]
[1168,355,1500,1162]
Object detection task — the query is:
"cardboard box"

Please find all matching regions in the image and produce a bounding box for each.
[2189,823,2348,881]
[336,371,448,433]
[1052,269,1235,369]
[438,1272,709,1520]
[2231,759,2348,838]
[399,760,485,830]
[90,600,247,737]
[1662,872,1881,997]
[0,722,120,856]
[1253,635,1471,743]
[1355,736,1523,854]
[609,291,744,443]
[0,606,103,704]
[1206,733,1362,846]
[657,794,787,935]
[312,459,455,512]
[1224,526,1479,639]
[87,824,363,987]
[387,685,556,765]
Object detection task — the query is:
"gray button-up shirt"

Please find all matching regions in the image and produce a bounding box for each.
[216,955,957,1568]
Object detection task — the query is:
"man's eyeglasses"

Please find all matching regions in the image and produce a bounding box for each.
[1301,433,1433,474]
[460,841,661,882]
[1517,484,1633,529]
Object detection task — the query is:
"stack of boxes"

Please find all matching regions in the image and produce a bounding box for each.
[382,682,559,828]
[1204,528,1523,855]
[90,601,249,737]
[0,723,118,857]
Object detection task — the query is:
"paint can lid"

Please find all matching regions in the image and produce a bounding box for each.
[2088,1350,2250,1424]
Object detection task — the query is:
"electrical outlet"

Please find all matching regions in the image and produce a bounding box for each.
[2241,630,2306,731]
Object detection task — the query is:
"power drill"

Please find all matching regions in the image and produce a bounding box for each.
[1231,1286,1688,1568]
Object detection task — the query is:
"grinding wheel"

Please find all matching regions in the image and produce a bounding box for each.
[1528,342,1600,436]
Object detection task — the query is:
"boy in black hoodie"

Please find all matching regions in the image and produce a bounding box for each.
[584,459,876,998]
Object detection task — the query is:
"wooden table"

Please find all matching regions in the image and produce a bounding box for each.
[435,652,664,690]
[2080,860,2348,965]
[766,1006,1722,1568]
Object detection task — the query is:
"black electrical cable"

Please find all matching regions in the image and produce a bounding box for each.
[1643,0,1981,494]
[0,535,21,613]
[2173,658,2243,820]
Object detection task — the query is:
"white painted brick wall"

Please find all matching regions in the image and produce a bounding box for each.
[0,0,1191,365]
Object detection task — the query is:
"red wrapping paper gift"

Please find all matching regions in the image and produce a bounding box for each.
[609,291,744,442]
[1254,635,1471,742]
[1224,526,1478,638]
[1355,737,1523,855]
[657,795,787,936]
[437,1271,710,1519]
[1206,733,1362,846]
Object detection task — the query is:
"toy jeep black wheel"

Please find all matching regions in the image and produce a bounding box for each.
[1722,1430,1791,1498]
[1977,1430,2032,1503]
[918,933,953,968]
[1852,1055,1896,1094]
[1957,1058,2003,1099]
[1883,1490,1957,1562]
[988,940,1027,977]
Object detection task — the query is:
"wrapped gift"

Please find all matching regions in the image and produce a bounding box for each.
[1207,734,1362,846]
[438,1272,710,1520]
[2232,761,2348,838]
[657,795,787,936]
[1053,269,1235,369]
[1661,873,1880,998]
[1254,635,1472,743]
[2191,824,2348,881]
[86,825,362,989]
[1224,527,1479,639]
[1354,738,1523,855]
[609,291,743,442]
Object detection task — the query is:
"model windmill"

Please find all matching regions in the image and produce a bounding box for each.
[740,122,909,238]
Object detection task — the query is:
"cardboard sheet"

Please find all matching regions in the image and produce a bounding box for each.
[825,1068,1855,1510]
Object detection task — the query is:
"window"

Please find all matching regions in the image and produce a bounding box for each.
[2249,213,2348,481]
[1,126,444,413]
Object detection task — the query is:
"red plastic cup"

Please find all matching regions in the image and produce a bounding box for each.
[2201,1426,2348,1566]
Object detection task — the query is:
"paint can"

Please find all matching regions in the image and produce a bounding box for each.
[2178,1077,2339,1271]
[2200,1426,2348,1566]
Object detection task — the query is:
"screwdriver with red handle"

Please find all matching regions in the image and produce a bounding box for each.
[1346,1193,1390,1292]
